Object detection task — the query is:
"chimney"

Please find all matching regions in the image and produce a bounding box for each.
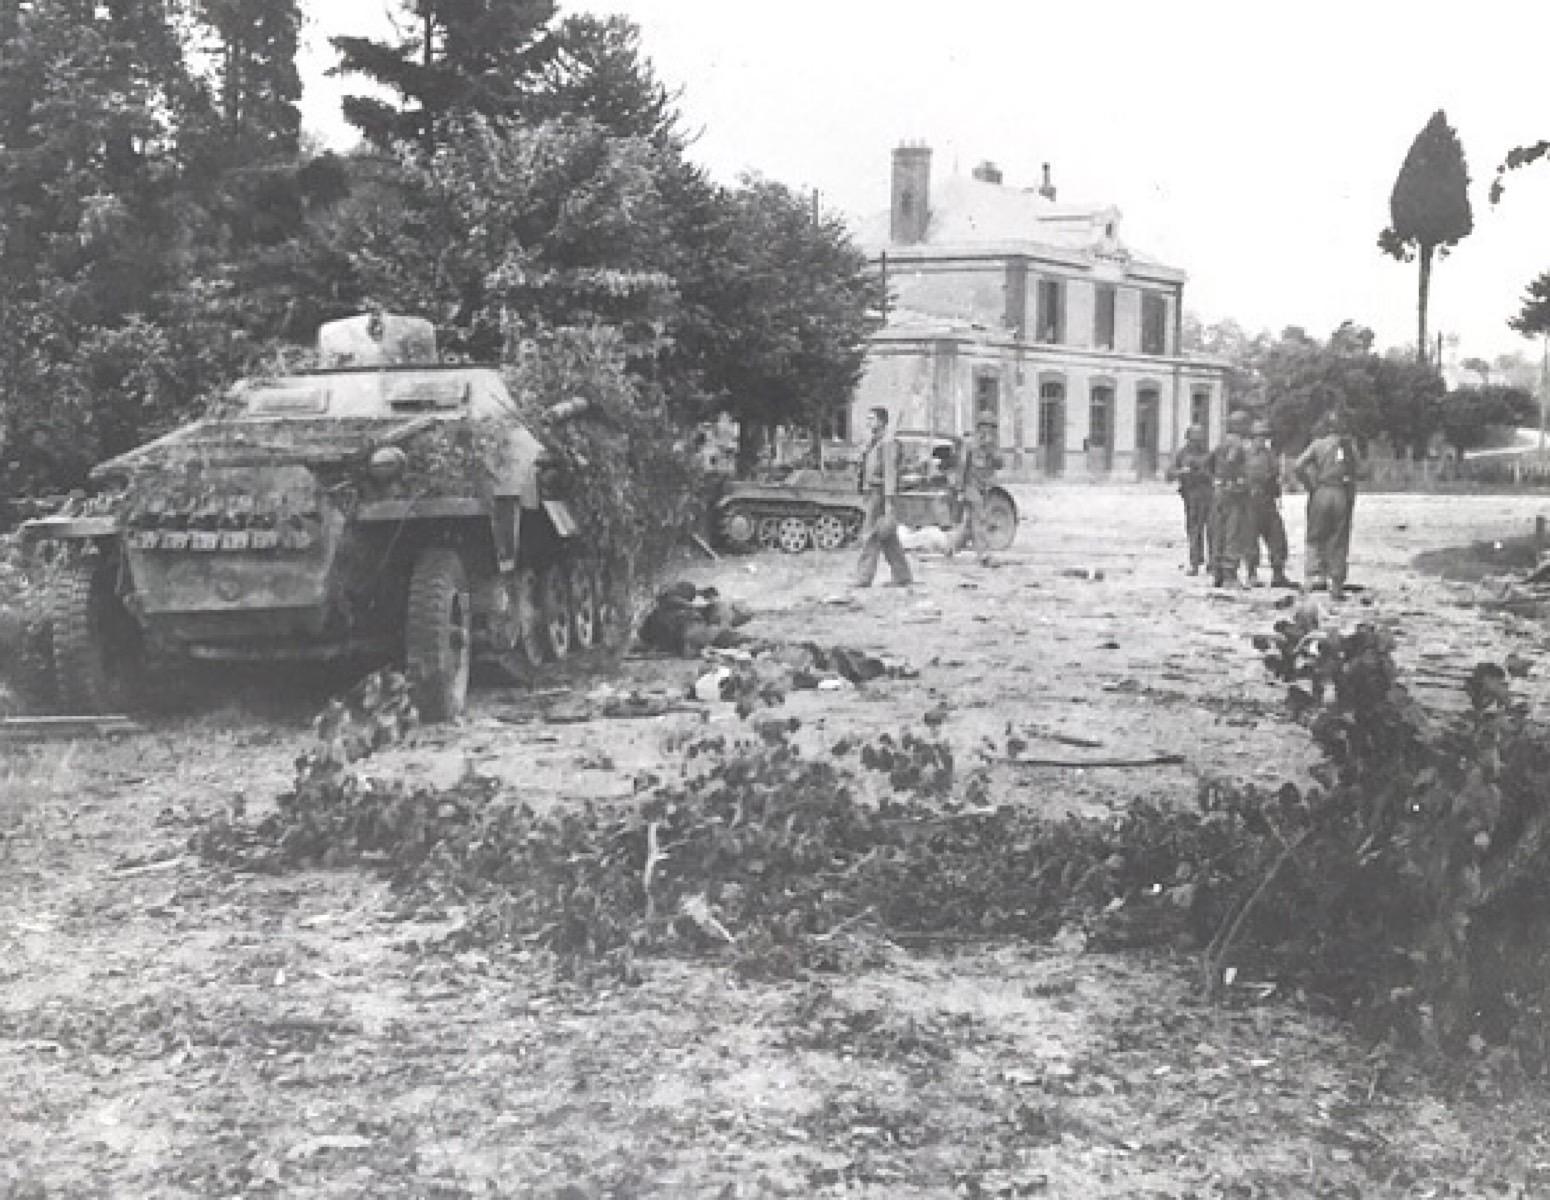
[971,160,1003,185]
[890,142,932,245]
[1038,163,1057,201]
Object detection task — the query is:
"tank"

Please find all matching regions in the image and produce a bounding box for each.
[20,314,610,721]
[712,432,1019,554]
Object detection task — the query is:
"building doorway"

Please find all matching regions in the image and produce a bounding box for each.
[1038,381,1065,476]
[1135,388,1160,479]
[1190,389,1212,442]
[974,372,1001,440]
[1087,385,1114,475]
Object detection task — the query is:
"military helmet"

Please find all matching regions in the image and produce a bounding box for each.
[1185,423,1206,441]
[1251,419,1272,437]
[1227,410,1251,433]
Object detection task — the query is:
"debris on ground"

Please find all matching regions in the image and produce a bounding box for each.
[0,714,142,742]
[539,685,705,723]
[897,526,954,554]
[685,640,916,715]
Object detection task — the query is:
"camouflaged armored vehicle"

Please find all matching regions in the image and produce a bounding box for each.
[22,313,610,721]
[713,432,1018,553]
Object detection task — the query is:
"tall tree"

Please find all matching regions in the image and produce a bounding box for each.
[527,15,681,146]
[0,0,264,494]
[331,0,556,154]
[192,0,302,158]
[1508,270,1550,442]
[697,176,885,464]
[1509,271,1550,343]
[1378,110,1473,366]
[1433,384,1536,456]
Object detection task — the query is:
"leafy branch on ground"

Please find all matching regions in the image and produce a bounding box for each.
[196,614,1550,1070]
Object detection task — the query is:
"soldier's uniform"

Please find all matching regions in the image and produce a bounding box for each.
[1243,421,1292,587]
[853,429,912,587]
[949,427,1001,557]
[1167,428,1214,574]
[1295,425,1359,597]
[1208,412,1254,587]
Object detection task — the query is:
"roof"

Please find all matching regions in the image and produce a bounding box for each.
[852,170,1180,278]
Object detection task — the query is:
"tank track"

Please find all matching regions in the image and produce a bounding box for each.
[716,501,863,554]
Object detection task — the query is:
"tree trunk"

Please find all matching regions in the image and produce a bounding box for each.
[1417,243,1434,366]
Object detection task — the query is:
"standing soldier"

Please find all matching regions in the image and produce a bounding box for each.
[1209,410,1254,589]
[1243,419,1295,588]
[1165,423,1214,575]
[852,406,913,587]
[1294,412,1360,600]
[948,420,1001,562]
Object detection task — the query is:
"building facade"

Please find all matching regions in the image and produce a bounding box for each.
[852,145,1228,480]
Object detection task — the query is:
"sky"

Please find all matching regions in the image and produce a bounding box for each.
[297,0,1550,365]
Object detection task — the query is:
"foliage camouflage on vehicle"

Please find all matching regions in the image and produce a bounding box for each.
[18,316,695,721]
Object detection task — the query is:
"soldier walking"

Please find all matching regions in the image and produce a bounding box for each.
[1208,410,1254,589]
[852,406,913,587]
[1243,419,1295,588]
[1165,423,1214,575]
[948,420,1001,561]
[1294,412,1360,599]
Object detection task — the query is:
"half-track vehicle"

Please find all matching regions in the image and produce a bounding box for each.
[22,313,609,721]
[713,431,1019,554]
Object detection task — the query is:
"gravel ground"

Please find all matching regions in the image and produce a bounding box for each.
[3,484,1550,1198]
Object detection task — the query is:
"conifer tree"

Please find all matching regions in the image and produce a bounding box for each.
[332,0,557,154]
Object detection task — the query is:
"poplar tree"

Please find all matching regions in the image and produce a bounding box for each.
[1378,110,1473,365]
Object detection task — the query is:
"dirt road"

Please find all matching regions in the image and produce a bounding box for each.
[4,485,1550,1198]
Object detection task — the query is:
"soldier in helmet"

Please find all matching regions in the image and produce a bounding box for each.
[947,419,1002,562]
[1243,418,1295,588]
[1295,410,1360,599]
[1165,422,1214,575]
[1208,409,1254,588]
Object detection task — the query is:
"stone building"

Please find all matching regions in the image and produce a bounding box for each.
[849,144,1228,479]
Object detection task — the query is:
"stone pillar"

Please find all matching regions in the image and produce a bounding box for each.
[1113,379,1137,475]
[1115,286,1142,354]
[1065,280,1096,350]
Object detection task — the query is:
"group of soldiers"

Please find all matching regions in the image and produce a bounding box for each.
[1168,409,1360,598]
[846,401,1361,598]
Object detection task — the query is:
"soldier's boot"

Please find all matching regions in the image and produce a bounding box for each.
[1187,563,1200,577]
[1245,567,1261,587]
[1271,568,1297,589]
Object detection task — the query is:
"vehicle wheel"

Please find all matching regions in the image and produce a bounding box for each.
[810,512,848,552]
[981,492,1019,551]
[569,559,598,651]
[776,516,810,553]
[718,505,759,552]
[18,576,57,712]
[513,567,548,666]
[49,552,144,714]
[592,558,629,650]
[757,518,782,551]
[539,561,573,660]
[405,547,471,722]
